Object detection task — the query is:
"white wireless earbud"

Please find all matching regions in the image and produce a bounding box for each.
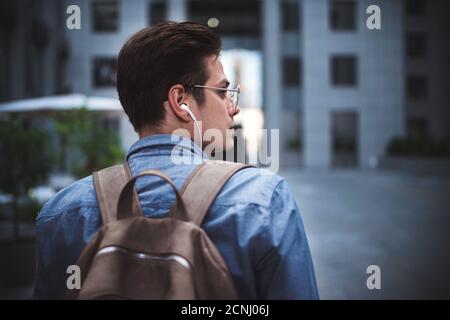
[180,103,202,148]
[180,103,197,122]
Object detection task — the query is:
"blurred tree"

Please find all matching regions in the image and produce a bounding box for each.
[387,136,450,158]
[0,116,52,240]
[52,108,124,179]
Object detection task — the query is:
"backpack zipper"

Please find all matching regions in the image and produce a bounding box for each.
[97,246,191,270]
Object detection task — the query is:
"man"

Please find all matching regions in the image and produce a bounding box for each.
[34,21,319,299]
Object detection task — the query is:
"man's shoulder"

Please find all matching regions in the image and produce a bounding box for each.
[36,175,97,223]
[36,164,287,221]
[214,165,285,207]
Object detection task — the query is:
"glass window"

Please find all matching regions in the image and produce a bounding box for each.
[331,55,357,86]
[188,0,261,37]
[282,0,300,32]
[407,117,428,138]
[407,75,428,100]
[93,57,117,88]
[149,0,166,25]
[406,0,426,16]
[92,0,119,32]
[406,33,427,58]
[283,56,301,87]
[331,111,358,167]
[330,0,356,31]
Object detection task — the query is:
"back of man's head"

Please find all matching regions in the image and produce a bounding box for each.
[117,21,222,132]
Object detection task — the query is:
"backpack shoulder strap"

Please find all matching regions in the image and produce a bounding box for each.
[93,162,143,225]
[174,160,255,226]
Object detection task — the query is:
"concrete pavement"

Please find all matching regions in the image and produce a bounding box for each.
[280,168,450,299]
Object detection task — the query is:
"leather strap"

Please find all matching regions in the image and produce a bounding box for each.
[116,169,188,221]
[93,163,143,225]
[172,160,254,226]
[94,160,254,226]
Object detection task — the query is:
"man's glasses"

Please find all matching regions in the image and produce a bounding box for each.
[189,84,240,112]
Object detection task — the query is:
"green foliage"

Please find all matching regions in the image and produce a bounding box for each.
[18,197,42,223]
[51,108,124,179]
[0,116,52,240]
[0,116,52,196]
[387,136,450,158]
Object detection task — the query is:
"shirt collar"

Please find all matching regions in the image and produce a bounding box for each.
[126,134,208,160]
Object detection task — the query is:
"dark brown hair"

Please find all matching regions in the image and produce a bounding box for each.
[117,21,221,131]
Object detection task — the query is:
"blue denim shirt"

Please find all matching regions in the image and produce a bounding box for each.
[34,134,319,299]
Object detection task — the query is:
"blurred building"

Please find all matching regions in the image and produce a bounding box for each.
[1,0,448,168]
[404,0,450,142]
[0,0,69,100]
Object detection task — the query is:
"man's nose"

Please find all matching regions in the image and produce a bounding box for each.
[229,104,240,117]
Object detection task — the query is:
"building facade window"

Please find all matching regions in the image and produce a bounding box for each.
[329,0,356,31]
[283,56,301,87]
[188,0,261,37]
[92,0,119,32]
[331,111,358,167]
[407,117,428,138]
[406,33,427,58]
[406,0,426,16]
[331,55,357,86]
[407,75,428,100]
[282,0,300,32]
[93,57,117,88]
[149,0,166,25]
[0,33,10,101]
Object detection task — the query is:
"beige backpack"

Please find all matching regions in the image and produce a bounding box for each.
[66,160,253,300]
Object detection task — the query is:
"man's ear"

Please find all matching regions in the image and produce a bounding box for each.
[167,84,191,122]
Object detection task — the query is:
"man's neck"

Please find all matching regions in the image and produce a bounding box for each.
[138,125,196,145]
[138,126,172,139]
